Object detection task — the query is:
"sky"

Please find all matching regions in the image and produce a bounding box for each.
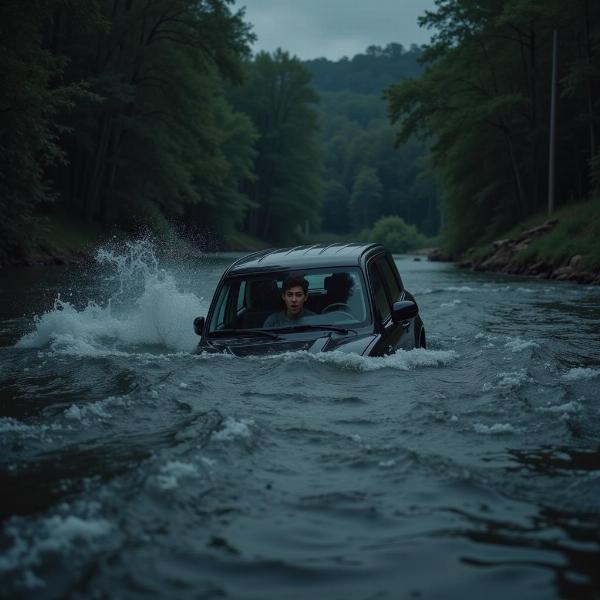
[233,0,437,61]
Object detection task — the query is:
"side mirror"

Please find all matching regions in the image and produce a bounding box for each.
[391,300,418,323]
[193,316,205,336]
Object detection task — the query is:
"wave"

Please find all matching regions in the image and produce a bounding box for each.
[562,367,600,381]
[473,423,520,435]
[264,348,458,372]
[0,514,112,588]
[16,240,207,354]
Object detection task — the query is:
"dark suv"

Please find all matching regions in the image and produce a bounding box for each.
[194,243,425,356]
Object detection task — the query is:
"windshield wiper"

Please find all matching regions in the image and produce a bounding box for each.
[268,324,355,335]
[208,329,281,339]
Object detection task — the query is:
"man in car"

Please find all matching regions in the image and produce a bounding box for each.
[263,273,315,328]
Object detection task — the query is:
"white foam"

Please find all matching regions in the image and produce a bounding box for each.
[473,423,519,435]
[562,368,600,381]
[16,240,208,354]
[483,369,530,391]
[440,299,463,308]
[419,285,510,295]
[504,337,540,352]
[155,461,199,490]
[0,515,112,583]
[268,348,457,372]
[539,401,583,414]
[63,396,127,422]
[0,418,62,438]
[212,417,254,441]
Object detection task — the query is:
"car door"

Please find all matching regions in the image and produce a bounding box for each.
[367,256,408,355]
[377,254,415,351]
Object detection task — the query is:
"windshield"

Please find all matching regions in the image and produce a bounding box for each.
[208,268,371,334]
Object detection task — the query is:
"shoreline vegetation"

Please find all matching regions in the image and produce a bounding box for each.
[5,200,598,289]
[2,3,599,281]
[429,198,600,285]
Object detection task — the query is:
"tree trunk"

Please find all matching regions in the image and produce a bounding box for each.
[504,128,526,214]
[85,110,114,222]
[584,0,597,161]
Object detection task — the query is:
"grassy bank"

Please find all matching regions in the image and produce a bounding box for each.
[459,197,600,283]
[464,198,600,267]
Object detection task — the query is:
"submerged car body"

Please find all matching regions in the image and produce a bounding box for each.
[194,243,425,357]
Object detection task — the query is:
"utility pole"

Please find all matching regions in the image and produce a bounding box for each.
[548,30,558,215]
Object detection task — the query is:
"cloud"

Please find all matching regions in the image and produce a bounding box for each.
[234,0,435,60]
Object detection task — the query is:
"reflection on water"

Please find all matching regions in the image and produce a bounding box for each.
[455,505,600,600]
[0,242,599,598]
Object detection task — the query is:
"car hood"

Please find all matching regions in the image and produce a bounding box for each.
[197,332,377,357]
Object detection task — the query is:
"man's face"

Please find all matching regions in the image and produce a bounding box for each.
[282,285,307,316]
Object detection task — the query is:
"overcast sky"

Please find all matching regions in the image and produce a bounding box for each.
[233,0,437,61]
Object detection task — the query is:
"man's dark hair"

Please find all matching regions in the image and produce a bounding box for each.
[282,273,308,293]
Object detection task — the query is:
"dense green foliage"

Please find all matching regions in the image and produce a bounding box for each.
[306,43,423,94]
[387,0,600,253]
[229,50,323,243]
[0,0,85,259]
[365,215,428,254]
[0,0,262,262]
[306,44,440,238]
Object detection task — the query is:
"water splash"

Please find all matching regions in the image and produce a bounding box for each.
[16,239,207,354]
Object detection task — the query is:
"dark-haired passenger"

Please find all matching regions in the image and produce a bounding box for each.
[263,274,315,328]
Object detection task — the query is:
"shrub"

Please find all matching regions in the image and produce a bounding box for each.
[367,215,426,253]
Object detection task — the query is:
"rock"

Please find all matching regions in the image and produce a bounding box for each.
[569,255,583,269]
[573,271,595,284]
[552,266,573,280]
[526,260,548,275]
[428,248,453,262]
[513,239,531,252]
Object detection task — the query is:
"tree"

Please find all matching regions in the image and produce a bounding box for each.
[230,50,323,242]
[54,0,254,233]
[322,180,350,233]
[350,167,383,231]
[386,0,600,252]
[0,0,87,262]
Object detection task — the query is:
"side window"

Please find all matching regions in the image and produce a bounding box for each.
[386,255,404,293]
[212,286,229,330]
[236,281,247,311]
[368,261,391,322]
[377,256,402,303]
[211,281,241,331]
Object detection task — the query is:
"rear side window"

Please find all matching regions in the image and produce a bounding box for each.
[368,261,391,322]
[377,256,402,303]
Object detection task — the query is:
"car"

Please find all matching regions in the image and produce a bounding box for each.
[193,243,426,357]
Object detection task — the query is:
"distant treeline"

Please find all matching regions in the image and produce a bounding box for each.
[0,0,438,263]
[305,44,440,238]
[388,0,600,253]
[10,1,596,263]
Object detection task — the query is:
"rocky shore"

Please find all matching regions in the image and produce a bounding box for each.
[429,219,600,285]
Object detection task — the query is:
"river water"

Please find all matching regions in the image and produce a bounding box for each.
[1,241,599,600]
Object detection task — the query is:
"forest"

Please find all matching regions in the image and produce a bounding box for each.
[0,0,437,265]
[387,0,600,254]
[1,0,599,266]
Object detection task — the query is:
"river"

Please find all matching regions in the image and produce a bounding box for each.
[1,240,599,599]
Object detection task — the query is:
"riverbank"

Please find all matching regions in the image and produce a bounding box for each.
[0,214,270,270]
[438,198,600,284]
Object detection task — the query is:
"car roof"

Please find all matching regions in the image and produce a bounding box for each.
[227,243,385,275]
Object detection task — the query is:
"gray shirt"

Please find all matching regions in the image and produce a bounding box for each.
[263,309,315,328]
